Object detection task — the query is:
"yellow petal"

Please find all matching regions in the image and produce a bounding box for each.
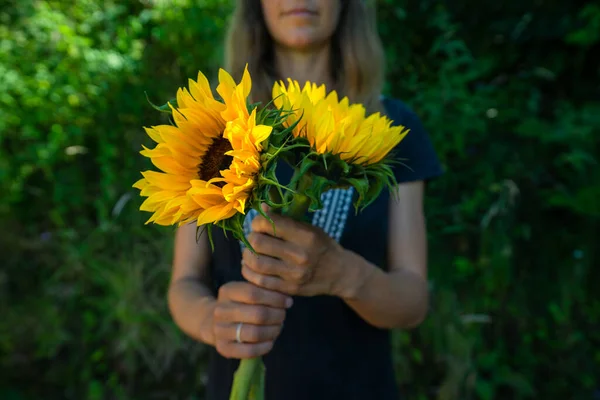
[196,203,237,225]
[140,190,178,212]
[194,70,216,99]
[239,64,252,100]
[217,68,236,104]
[140,184,161,197]
[188,183,226,209]
[181,107,225,139]
[223,119,247,150]
[176,87,195,110]
[140,144,171,159]
[151,156,197,176]
[188,76,211,102]
[144,127,165,144]
[133,178,148,190]
[153,210,181,226]
[222,178,253,202]
[370,126,410,163]
[151,124,203,158]
[142,171,191,191]
[189,180,223,192]
[233,195,247,214]
[250,125,272,150]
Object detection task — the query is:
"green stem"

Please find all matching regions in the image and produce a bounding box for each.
[229,170,311,400]
[283,170,313,220]
[285,192,310,219]
[230,357,265,400]
[268,184,283,207]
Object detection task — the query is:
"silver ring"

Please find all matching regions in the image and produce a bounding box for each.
[235,322,244,344]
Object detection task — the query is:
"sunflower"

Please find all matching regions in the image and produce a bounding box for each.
[272,79,409,165]
[133,67,272,226]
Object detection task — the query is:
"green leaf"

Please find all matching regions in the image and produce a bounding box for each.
[145,92,177,113]
[305,175,334,211]
[196,224,215,251]
[475,380,494,400]
[362,176,386,210]
[289,158,319,187]
[345,177,370,213]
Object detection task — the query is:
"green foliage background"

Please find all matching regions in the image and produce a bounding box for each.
[1,0,598,399]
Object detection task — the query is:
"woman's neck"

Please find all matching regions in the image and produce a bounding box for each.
[274,44,334,88]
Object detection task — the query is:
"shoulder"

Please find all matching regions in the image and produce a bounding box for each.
[380,96,444,183]
[381,96,422,127]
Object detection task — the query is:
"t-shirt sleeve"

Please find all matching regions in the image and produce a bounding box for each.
[384,98,444,184]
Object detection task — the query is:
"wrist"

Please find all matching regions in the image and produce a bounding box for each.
[167,279,218,346]
[331,249,377,300]
[197,296,218,346]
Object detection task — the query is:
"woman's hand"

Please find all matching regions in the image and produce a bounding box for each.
[212,281,293,359]
[241,211,351,298]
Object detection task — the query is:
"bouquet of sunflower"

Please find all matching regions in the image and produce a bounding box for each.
[134,66,409,400]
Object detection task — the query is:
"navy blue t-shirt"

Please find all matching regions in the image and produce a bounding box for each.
[205,98,443,400]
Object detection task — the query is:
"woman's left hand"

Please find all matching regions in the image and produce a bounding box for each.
[241,209,348,297]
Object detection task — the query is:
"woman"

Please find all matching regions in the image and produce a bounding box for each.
[168,1,443,399]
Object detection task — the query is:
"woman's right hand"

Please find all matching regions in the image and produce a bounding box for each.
[212,281,293,359]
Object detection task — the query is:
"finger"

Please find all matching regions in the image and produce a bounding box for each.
[242,248,302,279]
[261,203,271,213]
[247,232,309,266]
[252,213,323,251]
[214,303,286,325]
[215,340,274,359]
[242,264,300,295]
[214,322,282,344]
[251,212,301,241]
[218,281,293,308]
[243,250,309,284]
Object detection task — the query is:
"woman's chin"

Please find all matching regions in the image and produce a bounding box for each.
[278,36,329,52]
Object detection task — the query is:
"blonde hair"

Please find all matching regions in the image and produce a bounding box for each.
[224,0,385,112]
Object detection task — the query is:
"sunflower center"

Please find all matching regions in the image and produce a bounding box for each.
[198,137,233,187]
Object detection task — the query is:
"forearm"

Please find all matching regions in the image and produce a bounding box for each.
[167,278,217,346]
[335,250,429,329]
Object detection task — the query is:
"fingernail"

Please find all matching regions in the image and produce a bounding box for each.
[285,297,293,308]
